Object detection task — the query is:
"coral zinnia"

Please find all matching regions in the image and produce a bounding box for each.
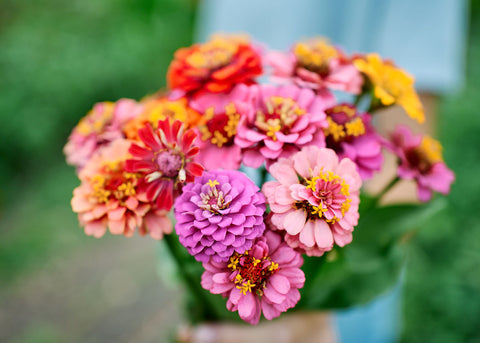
[353,53,425,123]
[174,170,266,263]
[201,230,305,325]
[71,139,172,239]
[126,119,204,211]
[167,35,262,94]
[64,99,143,170]
[324,103,383,180]
[267,38,362,95]
[235,84,330,168]
[263,146,362,256]
[189,84,252,170]
[387,126,455,202]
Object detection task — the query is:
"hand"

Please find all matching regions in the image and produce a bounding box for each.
[177,311,337,343]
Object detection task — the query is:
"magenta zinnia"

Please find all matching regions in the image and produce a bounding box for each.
[174,170,266,263]
[387,126,455,202]
[235,84,330,168]
[201,230,305,325]
[125,119,204,211]
[263,146,362,256]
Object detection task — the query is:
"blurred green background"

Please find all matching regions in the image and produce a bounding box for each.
[1,0,480,342]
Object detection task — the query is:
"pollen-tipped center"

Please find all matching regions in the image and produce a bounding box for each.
[293,40,338,75]
[324,105,366,145]
[92,161,137,204]
[200,181,230,213]
[296,171,351,223]
[186,39,238,70]
[255,96,305,141]
[200,103,240,148]
[406,136,443,174]
[156,151,183,177]
[228,251,279,296]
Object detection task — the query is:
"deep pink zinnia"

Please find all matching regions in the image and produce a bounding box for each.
[263,146,362,256]
[324,104,384,180]
[71,139,173,239]
[174,170,265,263]
[64,99,143,170]
[125,118,204,211]
[235,84,331,168]
[201,230,305,325]
[188,84,252,170]
[386,126,455,202]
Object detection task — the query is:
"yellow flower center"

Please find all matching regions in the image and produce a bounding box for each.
[76,102,115,135]
[91,161,139,204]
[255,96,305,141]
[199,103,241,148]
[293,39,338,72]
[186,37,238,69]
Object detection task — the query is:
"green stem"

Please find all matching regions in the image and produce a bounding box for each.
[373,176,400,207]
[163,234,219,323]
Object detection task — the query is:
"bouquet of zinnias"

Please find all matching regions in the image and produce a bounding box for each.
[65,34,454,325]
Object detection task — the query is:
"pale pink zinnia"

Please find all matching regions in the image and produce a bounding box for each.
[386,126,455,202]
[71,139,172,239]
[188,84,252,170]
[201,230,305,325]
[266,38,363,95]
[263,146,362,256]
[235,84,330,168]
[125,119,204,211]
[64,99,143,170]
[324,104,384,180]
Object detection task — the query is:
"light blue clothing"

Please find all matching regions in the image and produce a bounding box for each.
[196,0,468,93]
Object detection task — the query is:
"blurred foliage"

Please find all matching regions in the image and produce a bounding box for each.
[0,0,195,202]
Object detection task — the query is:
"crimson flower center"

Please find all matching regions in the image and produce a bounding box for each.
[228,252,279,296]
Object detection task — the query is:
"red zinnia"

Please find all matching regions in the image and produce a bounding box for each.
[126,118,204,210]
[167,35,262,94]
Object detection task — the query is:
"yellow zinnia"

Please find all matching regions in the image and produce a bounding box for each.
[354,53,424,123]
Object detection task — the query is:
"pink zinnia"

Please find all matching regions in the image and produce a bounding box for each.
[64,99,143,170]
[174,170,265,263]
[125,119,204,211]
[189,84,252,170]
[324,104,384,180]
[201,230,305,325]
[387,126,455,202]
[235,84,330,168]
[71,139,172,239]
[263,146,362,256]
[266,38,362,95]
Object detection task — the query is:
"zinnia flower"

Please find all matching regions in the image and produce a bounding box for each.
[189,84,252,170]
[386,126,455,202]
[324,104,383,180]
[64,99,143,169]
[167,34,262,94]
[266,38,362,95]
[263,146,362,256]
[201,230,305,325]
[174,170,266,263]
[123,96,202,141]
[71,139,172,239]
[353,53,424,123]
[126,119,204,211]
[235,84,330,168]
